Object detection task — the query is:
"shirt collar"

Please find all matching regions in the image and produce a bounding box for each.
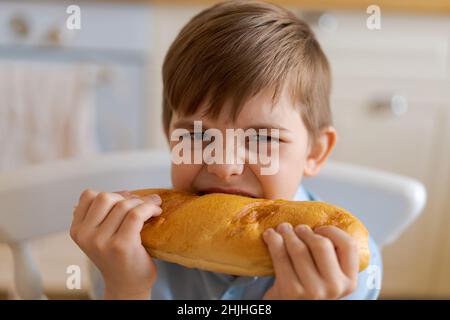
[293,183,312,201]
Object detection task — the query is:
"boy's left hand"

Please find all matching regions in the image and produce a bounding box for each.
[262,223,359,300]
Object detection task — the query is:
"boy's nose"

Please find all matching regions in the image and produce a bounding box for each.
[205,136,246,180]
[206,163,244,180]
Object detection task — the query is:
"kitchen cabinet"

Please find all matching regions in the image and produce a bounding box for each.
[0,0,152,152]
[310,12,450,297]
[330,96,450,297]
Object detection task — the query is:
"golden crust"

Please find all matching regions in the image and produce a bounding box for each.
[133,188,370,276]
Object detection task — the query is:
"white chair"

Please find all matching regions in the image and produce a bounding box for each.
[302,162,427,246]
[0,149,426,299]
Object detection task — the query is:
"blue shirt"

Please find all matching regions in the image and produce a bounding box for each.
[148,185,383,300]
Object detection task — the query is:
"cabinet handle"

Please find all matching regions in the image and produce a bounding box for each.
[9,14,30,39]
[370,94,409,116]
[94,66,120,86]
[46,26,62,46]
[45,24,77,47]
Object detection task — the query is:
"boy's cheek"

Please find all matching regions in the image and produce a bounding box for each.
[255,163,303,200]
[171,164,201,190]
[171,164,192,185]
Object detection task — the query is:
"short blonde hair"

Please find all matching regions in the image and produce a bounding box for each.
[162,0,332,143]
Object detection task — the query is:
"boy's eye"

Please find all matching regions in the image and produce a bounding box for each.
[184,131,210,141]
[180,132,279,143]
[248,135,280,143]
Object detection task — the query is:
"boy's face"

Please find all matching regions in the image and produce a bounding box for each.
[168,87,333,200]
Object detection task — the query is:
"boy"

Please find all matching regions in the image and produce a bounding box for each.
[70,0,382,300]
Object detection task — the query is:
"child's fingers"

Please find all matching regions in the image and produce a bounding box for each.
[83,192,124,227]
[98,195,161,238]
[114,190,162,206]
[96,198,146,239]
[276,223,322,293]
[294,225,344,282]
[141,194,162,206]
[72,189,100,225]
[262,228,304,297]
[114,201,162,243]
[114,190,139,199]
[314,226,359,280]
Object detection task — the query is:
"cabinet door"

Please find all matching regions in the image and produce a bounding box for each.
[434,111,450,297]
[329,96,446,297]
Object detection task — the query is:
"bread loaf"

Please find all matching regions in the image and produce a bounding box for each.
[132,188,370,276]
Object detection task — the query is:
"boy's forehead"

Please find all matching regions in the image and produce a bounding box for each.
[172,88,300,129]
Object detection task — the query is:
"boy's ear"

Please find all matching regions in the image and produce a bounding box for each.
[303,126,338,177]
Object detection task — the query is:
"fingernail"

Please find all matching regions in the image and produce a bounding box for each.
[115,190,141,200]
[263,228,274,238]
[295,224,311,232]
[277,223,292,233]
[114,190,130,196]
[144,194,162,205]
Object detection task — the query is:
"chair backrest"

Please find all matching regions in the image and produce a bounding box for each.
[0,149,171,299]
[0,149,172,244]
[0,149,426,298]
[302,161,426,246]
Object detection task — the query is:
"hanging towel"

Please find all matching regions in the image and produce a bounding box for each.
[0,61,99,172]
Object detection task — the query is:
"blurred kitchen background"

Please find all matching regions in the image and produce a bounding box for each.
[0,0,449,299]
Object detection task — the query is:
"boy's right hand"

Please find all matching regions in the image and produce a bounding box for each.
[70,189,162,299]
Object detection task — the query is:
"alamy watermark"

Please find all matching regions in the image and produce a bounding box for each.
[171,121,280,175]
[66,264,82,290]
[366,5,381,30]
[365,264,382,290]
[66,5,81,30]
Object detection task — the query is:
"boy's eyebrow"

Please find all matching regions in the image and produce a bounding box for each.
[244,123,289,131]
[172,119,211,130]
[172,119,289,131]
